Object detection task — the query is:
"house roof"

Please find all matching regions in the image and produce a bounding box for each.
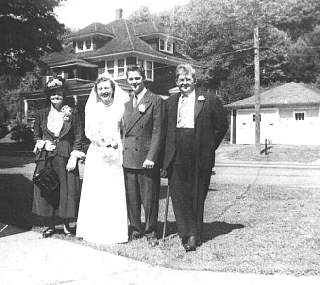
[133,21,184,42]
[225,82,320,109]
[50,58,98,68]
[42,19,199,67]
[66,22,114,41]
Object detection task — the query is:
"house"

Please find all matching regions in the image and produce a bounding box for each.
[225,82,320,145]
[21,9,200,121]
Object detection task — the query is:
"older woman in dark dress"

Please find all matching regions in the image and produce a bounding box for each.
[32,78,84,238]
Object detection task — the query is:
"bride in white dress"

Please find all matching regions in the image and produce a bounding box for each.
[76,74,129,244]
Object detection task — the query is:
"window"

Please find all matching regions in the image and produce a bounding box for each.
[77,41,83,51]
[159,39,165,51]
[166,40,173,53]
[85,39,91,50]
[75,39,94,53]
[137,59,144,69]
[118,59,125,77]
[107,60,114,77]
[126,57,136,65]
[146,61,153,81]
[159,38,173,54]
[295,112,305,121]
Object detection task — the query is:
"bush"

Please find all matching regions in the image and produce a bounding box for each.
[0,124,9,139]
[10,124,34,144]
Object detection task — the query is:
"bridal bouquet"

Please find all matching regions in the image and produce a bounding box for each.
[92,135,120,162]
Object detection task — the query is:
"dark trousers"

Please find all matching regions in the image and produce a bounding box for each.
[169,128,211,239]
[123,167,160,236]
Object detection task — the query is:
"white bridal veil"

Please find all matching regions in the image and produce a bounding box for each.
[84,73,130,141]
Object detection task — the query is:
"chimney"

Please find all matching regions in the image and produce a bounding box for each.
[115,8,123,20]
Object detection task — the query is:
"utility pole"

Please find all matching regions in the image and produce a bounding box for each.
[254,25,260,152]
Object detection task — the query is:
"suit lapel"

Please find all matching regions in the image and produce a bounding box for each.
[58,120,72,139]
[194,91,204,122]
[171,93,180,128]
[125,90,152,135]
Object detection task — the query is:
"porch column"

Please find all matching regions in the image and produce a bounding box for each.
[230,109,237,144]
[23,99,28,123]
[73,95,78,106]
[73,68,78,79]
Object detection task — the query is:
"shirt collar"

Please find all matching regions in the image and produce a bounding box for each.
[134,88,147,100]
[50,104,62,114]
[180,90,195,99]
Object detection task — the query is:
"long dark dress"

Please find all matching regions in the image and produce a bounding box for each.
[32,107,83,219]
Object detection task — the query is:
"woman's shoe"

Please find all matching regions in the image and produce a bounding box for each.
[63,224,73,236]
[42,227,55,238]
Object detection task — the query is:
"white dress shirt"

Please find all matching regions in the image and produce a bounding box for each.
[133,88,147,108]
[176,90,195,128]
[47,105,64,136]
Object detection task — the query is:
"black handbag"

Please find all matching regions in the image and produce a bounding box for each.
[33,148,60,208]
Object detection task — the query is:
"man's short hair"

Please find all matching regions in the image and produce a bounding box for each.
[126,64,145,80]
[175,64,196,81]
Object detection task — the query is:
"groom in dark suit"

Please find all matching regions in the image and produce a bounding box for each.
[162,64,228,251]
[122,65,164,244]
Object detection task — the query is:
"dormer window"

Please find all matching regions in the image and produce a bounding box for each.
[159,38,173,54]
[75,38,93,53]
[159,39,165,51]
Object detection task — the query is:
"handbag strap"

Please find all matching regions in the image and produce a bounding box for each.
[34,146,50,174]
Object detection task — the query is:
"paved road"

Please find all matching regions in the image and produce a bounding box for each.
[1,156,319,187]
[214,164,320,187]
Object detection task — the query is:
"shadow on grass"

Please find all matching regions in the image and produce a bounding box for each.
[201,221,244,243]
[0,173,34,236]
[157,220,244,243]
[0,174,81,237]
[0,155,35,169]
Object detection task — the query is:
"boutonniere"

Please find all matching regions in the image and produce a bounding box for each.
[198,95,205,101]
[61,105,72,121]
[138,104,146,113]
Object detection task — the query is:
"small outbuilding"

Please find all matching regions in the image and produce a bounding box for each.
[225,82,320,145]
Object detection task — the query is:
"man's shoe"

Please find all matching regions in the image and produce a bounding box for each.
[183,235,197,252]
[42,227,55,238]
[146,232,158,246]
[129,231,143,241]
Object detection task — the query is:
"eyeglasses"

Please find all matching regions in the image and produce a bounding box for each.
[128,77,142,81]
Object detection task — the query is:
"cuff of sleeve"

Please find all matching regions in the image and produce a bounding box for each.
[70,150,86,159]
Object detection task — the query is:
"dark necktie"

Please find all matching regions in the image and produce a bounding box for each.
[133,94,138,109]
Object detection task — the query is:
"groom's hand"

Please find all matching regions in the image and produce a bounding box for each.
[143,159,154,169]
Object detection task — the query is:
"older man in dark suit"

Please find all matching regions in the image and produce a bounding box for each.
[122,65,164,244]
[162,64,228,251]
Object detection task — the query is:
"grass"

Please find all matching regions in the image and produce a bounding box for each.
[2,154,320,276]
[32,182,320,276]
[217,144,320,163]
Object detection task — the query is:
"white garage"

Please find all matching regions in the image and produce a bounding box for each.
[226,82,320,145]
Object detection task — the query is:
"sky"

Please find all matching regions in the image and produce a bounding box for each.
[54,0,190,30]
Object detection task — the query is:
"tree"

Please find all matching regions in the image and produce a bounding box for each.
[128,6,152,24]
[0,0,65,75]
[286,37,320,82]
[218,66,254,104]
